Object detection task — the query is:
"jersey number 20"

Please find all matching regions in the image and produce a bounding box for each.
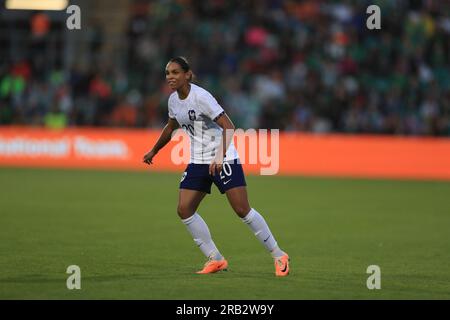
[182,124,195,136]
[220,162,232,179]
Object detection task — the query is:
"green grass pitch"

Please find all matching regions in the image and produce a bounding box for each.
[0,167,449,299]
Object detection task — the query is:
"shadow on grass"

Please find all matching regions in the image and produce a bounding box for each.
[0,271,285,284]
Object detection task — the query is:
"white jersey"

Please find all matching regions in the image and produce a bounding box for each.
[168,83,239,164]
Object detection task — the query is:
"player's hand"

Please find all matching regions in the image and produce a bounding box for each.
[143,150,157,165]
[209,159,223,176]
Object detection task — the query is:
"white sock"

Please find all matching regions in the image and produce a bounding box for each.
[241,208,286,259]
[182,213,223,260]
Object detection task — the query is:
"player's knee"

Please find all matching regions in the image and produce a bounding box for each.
[233,204,251,218]
[177,204,195,219]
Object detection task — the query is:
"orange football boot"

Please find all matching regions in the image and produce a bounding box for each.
[274,254,290,277]
[196,258,228,274]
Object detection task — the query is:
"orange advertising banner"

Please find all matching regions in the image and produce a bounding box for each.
[0,126,449,181]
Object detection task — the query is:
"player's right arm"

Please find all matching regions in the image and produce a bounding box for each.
[143,118,179,165]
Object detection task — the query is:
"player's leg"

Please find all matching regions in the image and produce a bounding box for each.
[178,188,224,260]
[178,164,228,273]
[213,161,286,259]
[225,186,290,276]
[177,188,206,220]
[225,186,283,255]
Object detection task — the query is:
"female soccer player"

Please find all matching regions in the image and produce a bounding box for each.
[143,57,289,276]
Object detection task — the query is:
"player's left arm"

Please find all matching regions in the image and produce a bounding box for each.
[209,112,235,175]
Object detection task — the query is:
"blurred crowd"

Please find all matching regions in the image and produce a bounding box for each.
[0,0,449,136]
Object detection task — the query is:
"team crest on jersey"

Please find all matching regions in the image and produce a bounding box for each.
[188,110,196,121]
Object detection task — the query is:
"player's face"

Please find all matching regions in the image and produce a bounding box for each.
[165,62,190,90]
